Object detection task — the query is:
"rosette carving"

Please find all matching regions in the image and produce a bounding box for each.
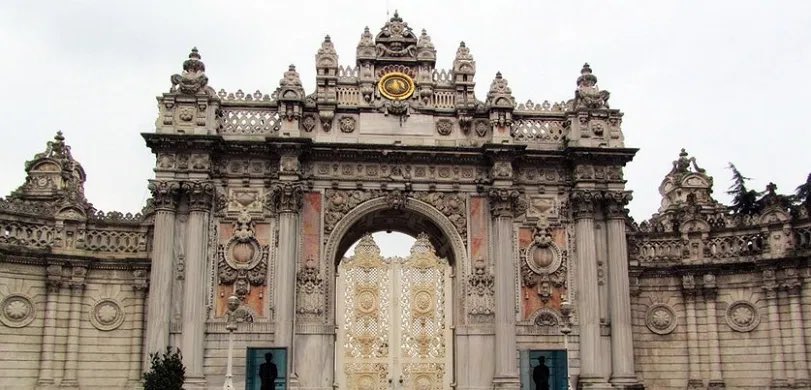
[217,211,269,299]
[0,294,35,328]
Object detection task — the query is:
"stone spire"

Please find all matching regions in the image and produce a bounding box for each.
[416,29,436,62]
[356,26,376,61]
[10,131,91,215]
[170,47,213,96]
[276,65,306,121]
[574,63,610,110]
[316,35,338,67]
[486,72,515,108]
[453,41,476,83]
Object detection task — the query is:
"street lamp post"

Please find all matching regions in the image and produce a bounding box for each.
[223,295,252,390]
[559,300,573,390]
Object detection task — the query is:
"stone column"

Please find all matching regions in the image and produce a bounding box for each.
[488,189,521,390]
[181,182,214,388]
[570,190,611,389]
[603,194,640,387]
[128,270,149,387]
[702,274,724,388]
[784,269,809,387]
[61,267,86,388]
[681,275,703,389]
[272,183,304,382]
[763,269,789,388]
[144,180,180,358]
[36,265,63,388]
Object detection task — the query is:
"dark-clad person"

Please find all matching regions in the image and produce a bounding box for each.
[259,353,278,390]
[533,356,550,390]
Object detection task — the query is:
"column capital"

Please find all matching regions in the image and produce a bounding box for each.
[182,181,216,212]
[762,269,779,298]
[702,273,718,300]
[570,189,602,220]
[487,188,526,218]
[782,268,802,296]
[681,274,698,298]
[603,191,632,219]
[267,182,305,214]
[148,180,181,211]
[132,269,149,292]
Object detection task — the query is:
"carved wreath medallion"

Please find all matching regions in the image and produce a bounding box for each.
[378,72,415,101]
[89,299,125,331]
[0,294,35,328]
[725,300,760,332]
[645,303,677,335]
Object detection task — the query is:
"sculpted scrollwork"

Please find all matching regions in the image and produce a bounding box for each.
[297,257,325,316]
[182,181,215,211]
[324,189,382,235]
[0,294,36,328]
[413,192,467,240]
[570,190,602,220]
[520,228,567,302]
[466,257,494,321]
[217,211,270,299]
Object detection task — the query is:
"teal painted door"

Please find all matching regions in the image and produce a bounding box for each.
[520,350,568,390]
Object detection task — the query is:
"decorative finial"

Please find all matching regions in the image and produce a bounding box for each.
[679,148,688,157]
[189,47,200,59]
[766,182,778,194]
[364,26,370,33]
[460,41,466,48]
[324,35,331,42]
[495,71,502,78]
[581,63,592,74]
[55,130,65,142]
[289,64,296,71]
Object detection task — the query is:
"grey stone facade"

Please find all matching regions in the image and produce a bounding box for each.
[0,13,808,390]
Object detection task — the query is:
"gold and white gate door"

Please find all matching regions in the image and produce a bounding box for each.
[336,233,452,390]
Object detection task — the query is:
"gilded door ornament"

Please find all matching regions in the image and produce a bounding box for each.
[337,233,451,390]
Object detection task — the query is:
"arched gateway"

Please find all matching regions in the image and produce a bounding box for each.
[0,12,653,390]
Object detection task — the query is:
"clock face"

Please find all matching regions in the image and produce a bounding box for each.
[378,72,415,101]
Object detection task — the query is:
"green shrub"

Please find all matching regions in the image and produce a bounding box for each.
[143,346,185,390]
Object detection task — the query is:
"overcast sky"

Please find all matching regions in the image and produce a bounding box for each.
[1,1,809,256]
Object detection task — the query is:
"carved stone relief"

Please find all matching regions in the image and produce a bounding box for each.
[412,192,467,240]
[520,228,567,302]
[435,119,453,136]
[0,293,35,328]
[217,211,270,299]
[296,256,325,317]
[467,257,494,321]
[89,298,126,331]
[645,303,677,335]
[725,300,760,332]
[532,308,561,328]
[339,116,356,133]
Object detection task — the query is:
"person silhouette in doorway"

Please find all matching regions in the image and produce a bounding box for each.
[533,356,550,390]
[259,352,278,390]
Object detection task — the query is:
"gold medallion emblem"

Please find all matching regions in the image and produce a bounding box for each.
[378,72,415,100]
